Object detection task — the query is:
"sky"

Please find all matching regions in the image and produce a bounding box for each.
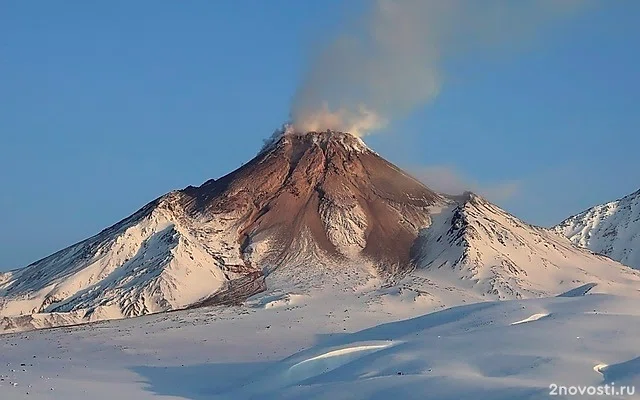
[1,1,639,270]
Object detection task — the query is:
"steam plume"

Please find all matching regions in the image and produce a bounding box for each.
[291,0,586,137]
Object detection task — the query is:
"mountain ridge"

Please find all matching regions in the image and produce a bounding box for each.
[2,130,639,333]
[554,188,640,269]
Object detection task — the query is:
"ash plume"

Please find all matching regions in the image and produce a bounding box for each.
[291,0,586,137]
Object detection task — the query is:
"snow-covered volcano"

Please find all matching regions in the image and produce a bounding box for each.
[0,129,442,331]
[1,129,639,332]
[554,188,640,269]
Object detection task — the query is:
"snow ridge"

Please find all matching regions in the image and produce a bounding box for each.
[554,189,640,269]
[0,192,259,332]
[412,194,640,299]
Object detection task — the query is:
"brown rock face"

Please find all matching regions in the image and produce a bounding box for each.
[179,131,443,275]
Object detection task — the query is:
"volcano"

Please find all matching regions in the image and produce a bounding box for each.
[182,130,442,274]
[2,129,639,332]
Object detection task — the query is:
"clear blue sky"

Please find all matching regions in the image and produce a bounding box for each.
[1,1,639,270]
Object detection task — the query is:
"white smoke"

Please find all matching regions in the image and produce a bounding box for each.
[291,0,586,137]
[296,103,387,136]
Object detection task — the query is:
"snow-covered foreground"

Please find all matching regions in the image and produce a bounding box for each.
[1,287,639,399]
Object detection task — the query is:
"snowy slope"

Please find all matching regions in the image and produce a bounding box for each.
[410,193,640,300]
[232,294,640,400]
[554,189,640,270]
[1,287,638,399]
[0,192,261,332]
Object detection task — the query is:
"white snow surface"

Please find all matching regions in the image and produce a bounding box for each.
[554,189,640,270]
[510,312,550,325]
[1,285,639,399]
